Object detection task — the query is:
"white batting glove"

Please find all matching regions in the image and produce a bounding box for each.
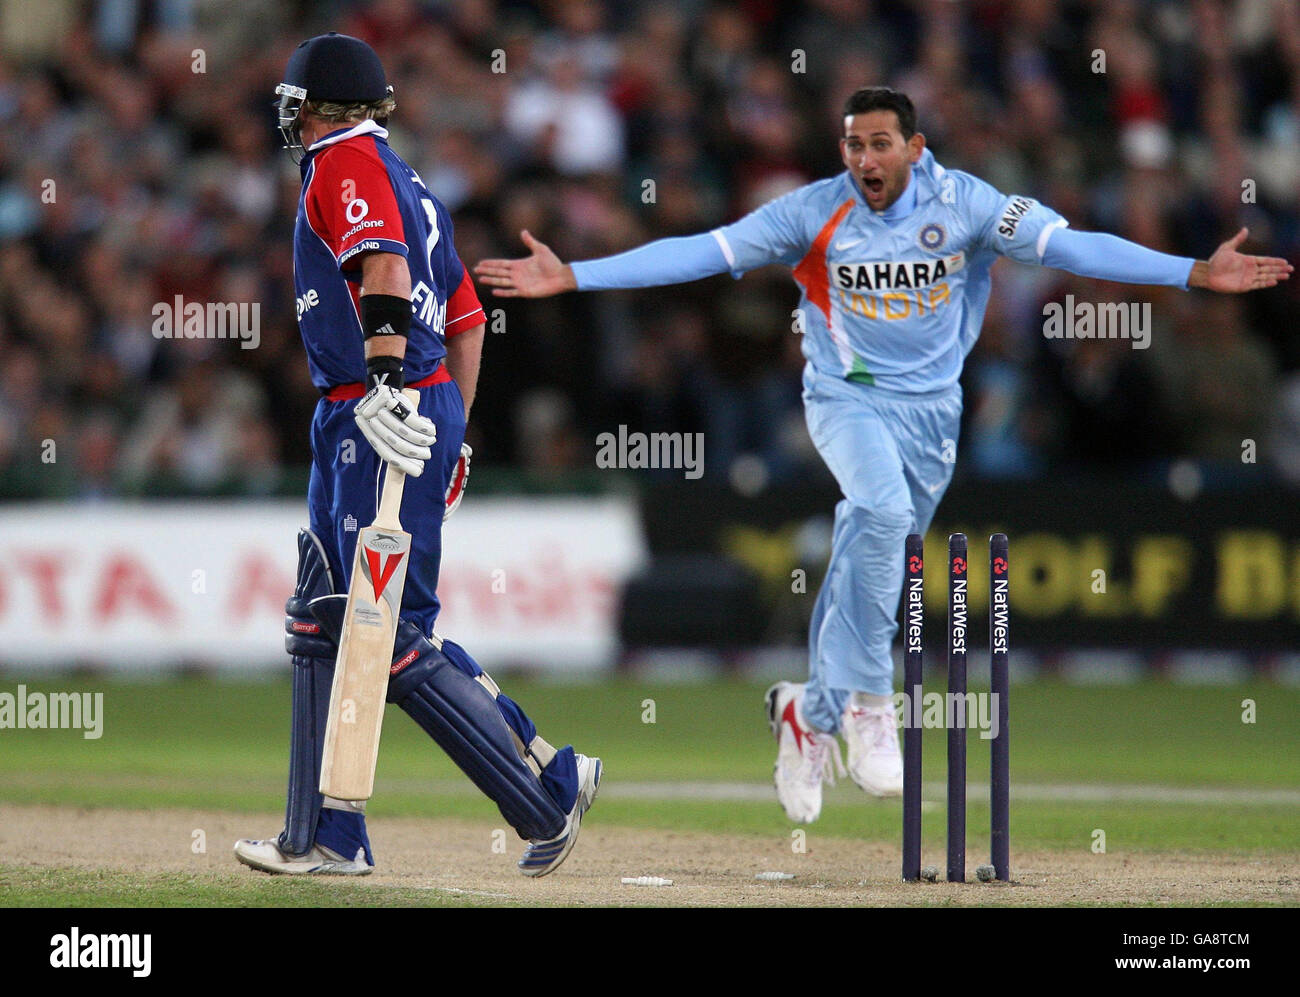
[444,443,471,520]
[354,385,437,477]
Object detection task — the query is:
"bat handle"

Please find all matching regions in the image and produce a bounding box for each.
[374,388,421,529]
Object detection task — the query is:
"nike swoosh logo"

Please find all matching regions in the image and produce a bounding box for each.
[927,481,945,494]
[834,237,865,251]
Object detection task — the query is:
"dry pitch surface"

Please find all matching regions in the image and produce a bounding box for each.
[3,804,1296,906]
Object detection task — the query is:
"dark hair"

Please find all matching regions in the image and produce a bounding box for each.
[842,87,917,139]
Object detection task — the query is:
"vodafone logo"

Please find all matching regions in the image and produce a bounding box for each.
[345,197,370,223]
[342,218,384,241]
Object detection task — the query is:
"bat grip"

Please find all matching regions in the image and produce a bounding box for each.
[374,388,420,529]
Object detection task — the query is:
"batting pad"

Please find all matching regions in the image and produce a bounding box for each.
[280,529,374,859]
[307,598,567,842]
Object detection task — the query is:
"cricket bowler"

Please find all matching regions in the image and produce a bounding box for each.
[235,32,600,875]
[476,87,1289,823]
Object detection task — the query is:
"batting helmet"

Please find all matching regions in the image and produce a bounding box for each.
[274,32,392,161]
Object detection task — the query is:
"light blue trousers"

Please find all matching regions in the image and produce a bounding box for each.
[800,365,962,733]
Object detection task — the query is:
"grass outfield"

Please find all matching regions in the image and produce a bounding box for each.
[0,866,510,908]
[0,675,1296,857]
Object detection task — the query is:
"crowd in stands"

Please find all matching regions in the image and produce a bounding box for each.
[2,0,1297,497]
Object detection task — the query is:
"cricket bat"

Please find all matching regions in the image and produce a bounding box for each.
[319,388,419,801]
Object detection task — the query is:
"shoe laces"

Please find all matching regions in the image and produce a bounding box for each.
[804,732,847,787]
[848,706,898,755]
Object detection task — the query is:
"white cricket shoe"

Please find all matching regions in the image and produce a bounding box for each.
[233,837,373,876]
[518,753,602,878]
[765,681,845,824]
[841,700,904,797]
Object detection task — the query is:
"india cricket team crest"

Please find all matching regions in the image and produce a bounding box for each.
[918,223,946,251]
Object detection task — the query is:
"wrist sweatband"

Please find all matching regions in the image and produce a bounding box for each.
[360,293,412,340]
[365,354,404,391]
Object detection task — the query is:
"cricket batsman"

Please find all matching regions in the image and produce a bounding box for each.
[476,87,1290,824]
[235,32,600,875]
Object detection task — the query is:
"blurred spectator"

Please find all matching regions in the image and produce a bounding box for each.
[1149,295,1277,464]
[118,358,268,492]
[504,50,625,175]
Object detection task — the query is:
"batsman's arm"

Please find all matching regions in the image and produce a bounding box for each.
[353,251,437,478]
[444,322,484,417]
[441,257,487,417]
[360,251,413,374]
